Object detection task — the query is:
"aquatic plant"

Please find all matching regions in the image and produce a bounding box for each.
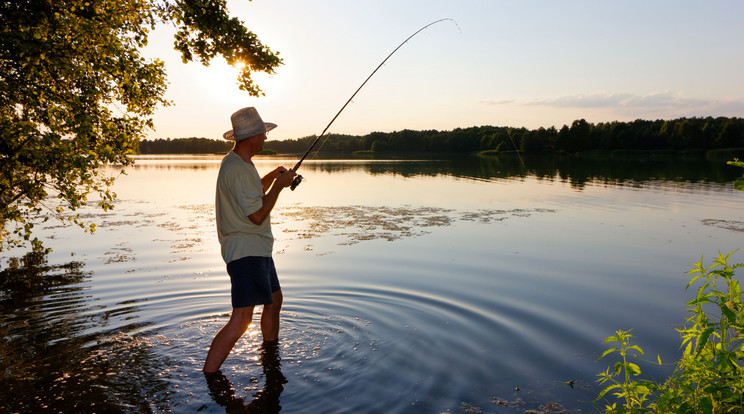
[728,158,744,191]
[596,250,744,413]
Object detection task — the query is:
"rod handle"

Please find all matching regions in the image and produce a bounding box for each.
[290,175,303,191]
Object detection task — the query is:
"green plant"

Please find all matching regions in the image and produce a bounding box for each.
[729,159,744,191]
[1,0,282,252]
[597,251,744,413]
[596,329,654,413]
[656,250,744,413]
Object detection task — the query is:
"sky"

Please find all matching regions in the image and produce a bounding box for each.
[143,0,744,142]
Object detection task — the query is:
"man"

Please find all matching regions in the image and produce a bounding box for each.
[203,107,297,373]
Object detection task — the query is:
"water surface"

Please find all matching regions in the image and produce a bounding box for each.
[1,154,742,413]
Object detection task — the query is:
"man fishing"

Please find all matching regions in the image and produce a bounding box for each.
[203,107,297,373]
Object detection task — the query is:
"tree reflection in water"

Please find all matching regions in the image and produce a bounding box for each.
[0,250,172,412]
[300,153,741,190]
[204,341,286,413]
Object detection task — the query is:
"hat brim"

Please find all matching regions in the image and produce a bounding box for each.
[223,122,277,141]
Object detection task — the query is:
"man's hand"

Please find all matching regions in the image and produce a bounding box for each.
[249,168,298,225]
[261,166,289,193]
[275,168,297,188]
[272,166,288,179]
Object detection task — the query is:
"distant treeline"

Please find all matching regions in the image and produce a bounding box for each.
[138,137,233,154]
[139,117,744,155]
[266,117,744,155]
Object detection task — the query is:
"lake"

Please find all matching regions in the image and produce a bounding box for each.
[1,154,742,413]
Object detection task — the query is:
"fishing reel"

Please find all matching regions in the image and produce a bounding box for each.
[290,174,303,190]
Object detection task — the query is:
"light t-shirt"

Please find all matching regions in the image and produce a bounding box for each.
[215,151,273,263]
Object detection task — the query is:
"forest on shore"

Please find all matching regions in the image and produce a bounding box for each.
[138,116,744,156]
[138,137,234,154]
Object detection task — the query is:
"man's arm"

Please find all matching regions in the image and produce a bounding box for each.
[261,167,288,193]
[248,169,296,225]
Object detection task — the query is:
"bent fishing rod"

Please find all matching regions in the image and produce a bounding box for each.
[288,18,458,190]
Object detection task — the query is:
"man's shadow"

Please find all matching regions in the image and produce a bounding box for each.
[204,341,287,413]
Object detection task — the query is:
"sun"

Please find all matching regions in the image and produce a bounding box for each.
[232,60,246,71]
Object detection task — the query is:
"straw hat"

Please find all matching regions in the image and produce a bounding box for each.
[223,107,277,141]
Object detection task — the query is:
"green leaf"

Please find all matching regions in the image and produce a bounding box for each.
[627,362,641,376]
[614,361,623,375]
[695,327,715,356]
[635,384,650,395]
[686,273,704,291]
[0,0,281,251]
[628,345,645,356]
[721,303,736,324]
[603,335,619,344]
[597,348,617,361]
[687,295,714,306]
[597,383,622,400]
[700,396,713,414]
[720,353,733,373]
[730,279,741,298]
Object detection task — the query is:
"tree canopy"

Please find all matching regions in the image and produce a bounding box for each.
[0,0,281,252]
[260,117,744,156]
[139,137,233,154]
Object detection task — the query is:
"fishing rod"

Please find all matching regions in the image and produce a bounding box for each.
[289,18,459,190]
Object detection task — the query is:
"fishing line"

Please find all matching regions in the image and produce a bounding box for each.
[289,18,460,190]
[508,133,526,170]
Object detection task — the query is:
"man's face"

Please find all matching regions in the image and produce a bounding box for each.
[245,133,267,153]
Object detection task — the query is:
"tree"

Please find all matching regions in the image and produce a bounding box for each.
[0,0,282,251]
[521,127,556,154]
[717,120,743,148]
[567,119,591,152]
[676,118,706,149]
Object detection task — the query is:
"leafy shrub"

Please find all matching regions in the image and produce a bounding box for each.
[728,158,744,191]
[597,251,744,413]
[596,329,654,412]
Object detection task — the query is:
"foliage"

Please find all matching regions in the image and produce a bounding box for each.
[728,158,744,191]
[655,251,744,413]
[265,133,363,155]
[596,251,744,413]
[138,137,232,154]
[0,0,281,252]
[261,117,744,156]
[596,330,654,413]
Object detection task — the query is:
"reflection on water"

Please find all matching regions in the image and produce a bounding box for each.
[205,341,286,413]
[130,153,742,191]
[278,153,741,190]
[1,155,742,413]
[0,251,172,412]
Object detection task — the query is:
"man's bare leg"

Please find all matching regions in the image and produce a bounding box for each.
[203,306,255,373]
[260,290,283,342]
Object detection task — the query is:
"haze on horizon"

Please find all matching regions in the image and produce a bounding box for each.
[143,0,744,143]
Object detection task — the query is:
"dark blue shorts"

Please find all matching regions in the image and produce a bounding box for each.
[226,256,281,308]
